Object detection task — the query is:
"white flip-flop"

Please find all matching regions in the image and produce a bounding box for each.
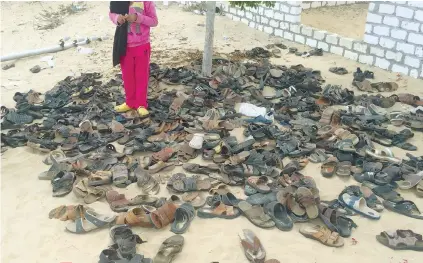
[340,193,380,220]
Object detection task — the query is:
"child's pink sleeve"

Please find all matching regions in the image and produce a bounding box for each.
[135,2,158,27]
[109,12,119,25]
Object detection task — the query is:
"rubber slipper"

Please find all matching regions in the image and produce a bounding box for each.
[246,192,277,206]
[339,193,380,219]
[397,171,423,190]
[383,200,423,220]
[282,160,300,175]
[336,161,351,177]
[112,163,129,188]
[171,203,195,234]
[153,235,184,263]
[230,138,256,154]
[51,171,75,197]
[394,141,417,151]
[321,158,338,178]
[239,229,266,262]
[246,176,271,194]
[38,162,72,180]
[295,187,319,219]
[336,139,355,152]
[172,177,211,192]
[365,147,401,164]
[264,201,293,231]
[197,201,240,219]
[238,201,275,228]
[362,181,403,202]
[182,163,219,175]
[309,149,328,163]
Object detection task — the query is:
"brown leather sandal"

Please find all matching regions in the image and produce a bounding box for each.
[150,202,177,228]
[152,147,176,162]
[116,207,154,227]
[300,224,344,247]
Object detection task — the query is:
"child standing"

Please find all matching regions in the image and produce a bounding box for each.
[109,1,158,117]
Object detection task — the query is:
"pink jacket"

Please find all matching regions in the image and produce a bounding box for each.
[109,1,158,47]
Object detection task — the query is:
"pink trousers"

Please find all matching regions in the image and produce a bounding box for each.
[120,43,151,109]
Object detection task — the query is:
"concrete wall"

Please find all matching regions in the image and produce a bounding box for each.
[222,1,423,79]
[302,1,361,10]
[178,1,422,79]
[363,2,423,78]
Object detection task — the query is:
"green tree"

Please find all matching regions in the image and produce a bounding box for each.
[202,1,275,76]
[230,1,275,10]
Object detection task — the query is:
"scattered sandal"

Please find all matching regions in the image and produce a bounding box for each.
[300,224,344,247]
[238,201,275,228]
[376,230,423,251]
[66,208,116,234]
[153,235,184,263]
[171,203,195,234]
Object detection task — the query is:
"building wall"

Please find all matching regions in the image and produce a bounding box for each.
[363,1,423,78]
[178,1,423,79]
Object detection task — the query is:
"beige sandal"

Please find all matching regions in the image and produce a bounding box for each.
[300,224,344,247]
[49,205,83,221]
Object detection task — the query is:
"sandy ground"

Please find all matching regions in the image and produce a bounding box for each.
[301,3,369,40]
[1,2,423,263]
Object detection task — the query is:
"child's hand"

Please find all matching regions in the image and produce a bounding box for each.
[125,13,137,23]
[117,14,126,25]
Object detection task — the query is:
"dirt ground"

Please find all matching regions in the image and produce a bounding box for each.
[301,3,370,40]
[1,2,423,263]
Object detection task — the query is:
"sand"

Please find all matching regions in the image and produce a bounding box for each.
[1,2,423,263]
[301,3,369,40]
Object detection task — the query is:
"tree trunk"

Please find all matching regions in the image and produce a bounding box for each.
[201,1,216,77]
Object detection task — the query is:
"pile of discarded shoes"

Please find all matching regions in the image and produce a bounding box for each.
[2,45,423,260]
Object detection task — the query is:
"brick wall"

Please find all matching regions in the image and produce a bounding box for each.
[178,1,422,79]
[364,2,423,78]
